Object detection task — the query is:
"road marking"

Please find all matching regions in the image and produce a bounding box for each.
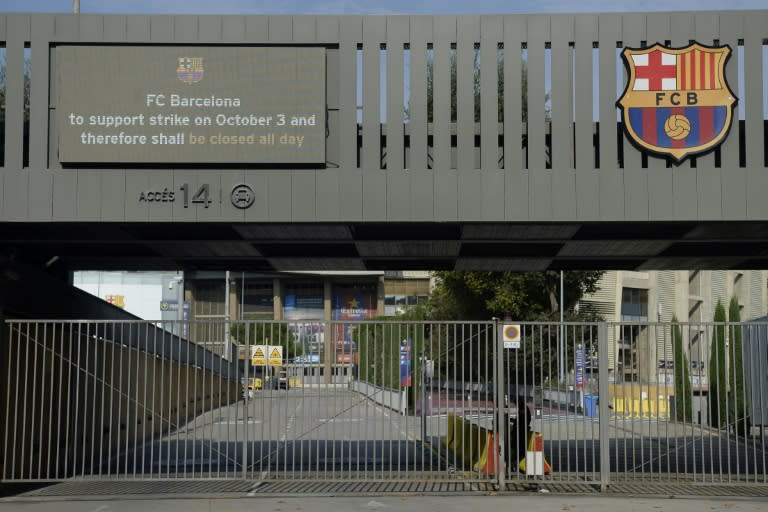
[246,471,269,496]
[280,400,302,442]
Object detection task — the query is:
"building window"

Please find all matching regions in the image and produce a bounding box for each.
[242,280,274,320]
[283,281,324,320]
[384,278,430,316]
[620,287,648,321]
[689,270,701,297]
[617,288,648,382]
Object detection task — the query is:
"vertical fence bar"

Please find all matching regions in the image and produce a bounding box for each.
[495,319,504,489]
[598,322,610,490]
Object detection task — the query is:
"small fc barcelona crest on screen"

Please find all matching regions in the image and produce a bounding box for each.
[177,57,204,84]
[617,42,737,164]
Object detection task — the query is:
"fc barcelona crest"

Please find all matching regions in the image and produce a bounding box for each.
[617,42,737,164]
[177,57,204,84]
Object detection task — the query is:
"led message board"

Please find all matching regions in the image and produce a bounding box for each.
[57,46,326,164]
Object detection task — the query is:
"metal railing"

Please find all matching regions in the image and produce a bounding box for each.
[2,319,766,486]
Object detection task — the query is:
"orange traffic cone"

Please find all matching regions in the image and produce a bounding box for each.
[473,431,501,475]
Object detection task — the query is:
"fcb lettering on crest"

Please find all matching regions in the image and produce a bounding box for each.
[177,57,204,84]
[616,42,737,163]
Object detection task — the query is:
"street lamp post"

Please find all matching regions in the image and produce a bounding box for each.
[560,270,565,383]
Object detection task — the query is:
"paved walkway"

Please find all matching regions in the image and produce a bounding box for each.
[2,493,768,512]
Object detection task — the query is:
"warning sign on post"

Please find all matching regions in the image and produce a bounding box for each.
[268,346,283,366]
[252,346,267,366]
[501,324,521,349]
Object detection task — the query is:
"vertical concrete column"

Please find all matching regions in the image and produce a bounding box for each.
[377,276,385,316]
[324,278,333,385]
[323,278,332,321]
[273,278,282,320]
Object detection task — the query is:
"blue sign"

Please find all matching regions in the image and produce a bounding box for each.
[575,345,585,388]
[182,301,190,339]
[399,338,412,388]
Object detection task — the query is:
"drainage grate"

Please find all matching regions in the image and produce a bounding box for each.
[17,479,768,498]
[21,480,254,497]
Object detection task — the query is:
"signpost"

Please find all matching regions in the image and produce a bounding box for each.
[400,338,412,416]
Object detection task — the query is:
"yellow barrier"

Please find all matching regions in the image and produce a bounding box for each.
[442,415,552,476]
[443,414,498,475]
[611,396,670,419]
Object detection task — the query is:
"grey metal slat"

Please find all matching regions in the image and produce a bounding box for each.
[620,13,646,171]
[362,17,384,173]
[480,16,504,221]
[694,13,720,171]
[598,14,620,172]
[551,16,576,221]
[574,15,599,222]
[456,16,478,172]
[744,12,768,167]
[28,15,53,172]
[433,16,457,220]
[480,16,504,172]
[526,15,548,170]
[4,15,29,171]
[455,16,482,219]
[719,13,747,220]
[574,15,597,173]
[669,14,697,221]
[361,18,386,220]
[409,16,430,172]
[338,17,361,176]
[598,15,632,220]
[386,17,406,173]
[432,16,456,174]
[480,16,501,171]
[550,15,574,171]
[743,14,767,222]
[503,16,524,172]
[502,16,529,221]
[693,3,724,216]
[385,17,409,221]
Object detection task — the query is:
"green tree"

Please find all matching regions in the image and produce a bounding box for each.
[728,297,747,433]
[354,308,430,413]
[427,271,604,384]
[709,301,728,428]
[428,270,603,321]
[672,317,692,422]
[416,49,540,124]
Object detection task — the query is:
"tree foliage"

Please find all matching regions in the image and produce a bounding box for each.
[415,49,542,124]
[426,271,604,385]
[728,297,747,432]
[672,317,692,422]
[353,308,430,412]
[428,270,604,321]
[709,300,728,428]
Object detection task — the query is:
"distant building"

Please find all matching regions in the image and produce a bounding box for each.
[581,270,768,424]
[75,269,432,356]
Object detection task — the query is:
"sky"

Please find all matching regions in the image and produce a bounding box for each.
[2,0,766,118]
[2,0,768,15]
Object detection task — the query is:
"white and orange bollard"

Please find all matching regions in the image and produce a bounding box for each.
[519,432,552,476]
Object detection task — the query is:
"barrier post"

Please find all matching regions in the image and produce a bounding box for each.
[494,318,505,489]
[598,322,610,490]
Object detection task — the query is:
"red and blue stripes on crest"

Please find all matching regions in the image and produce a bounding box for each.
[628,106,727,149]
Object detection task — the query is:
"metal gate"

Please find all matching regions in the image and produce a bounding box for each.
[2,319,766,487]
